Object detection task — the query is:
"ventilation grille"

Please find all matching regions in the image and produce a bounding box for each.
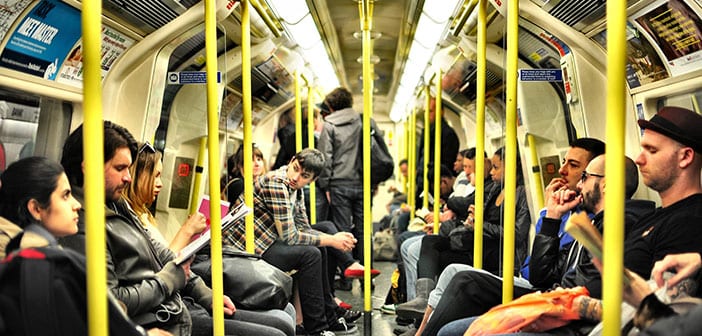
[103,0,188,33]
[547,0,606,27]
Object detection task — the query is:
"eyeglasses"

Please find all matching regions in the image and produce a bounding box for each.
[580,171,605,183]
[138,142,156,154]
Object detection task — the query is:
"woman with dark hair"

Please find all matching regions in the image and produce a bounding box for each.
[222,143,267,203]
[0,156,81,253]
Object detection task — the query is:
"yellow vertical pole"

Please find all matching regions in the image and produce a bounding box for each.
[189,137,208,214]
[82,0,108,334]
[473,0,487,270]
[409,107,417,219]
[307,87,317,224]
[205,0,224,334]
[242,0,254,256]
[359,0,375,327]
[502,0,519,304]
[295,71,303,153]
[433,72,442,234]
[527,134,544,209]
[603,0,627,334]
[403,121,410,194]
[422,87,430,210]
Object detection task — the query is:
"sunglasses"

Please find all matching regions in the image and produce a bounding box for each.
[138,142,156,154]
[580,171,604,183]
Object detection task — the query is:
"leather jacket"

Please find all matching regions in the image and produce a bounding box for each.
[61,187,212,318]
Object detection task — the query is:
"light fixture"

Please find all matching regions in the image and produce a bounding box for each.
[356,55,381,64]
[353,30,382,39]
[388,0,463,122]
[266,0,340,92]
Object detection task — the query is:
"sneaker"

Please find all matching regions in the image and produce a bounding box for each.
[380,303,396,315]
[308,331,336,336]
[327,317,358,335]
[336,306,362,323]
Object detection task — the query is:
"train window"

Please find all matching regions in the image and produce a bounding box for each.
[655,90,702,114]
[0,86,39,172]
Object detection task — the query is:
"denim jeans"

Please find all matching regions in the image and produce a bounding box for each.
[400,234,423,300]
[262,241,337,334]
[329,185,366,262]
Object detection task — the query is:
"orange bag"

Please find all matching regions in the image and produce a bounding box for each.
[464,286,590,336]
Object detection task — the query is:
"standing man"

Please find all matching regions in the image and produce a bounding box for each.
[414,97,459,208]
[223,148,359,336]
[317,87,373,263]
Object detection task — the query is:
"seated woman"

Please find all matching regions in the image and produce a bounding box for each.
[1,156,81,252]
[221,143,267,204]
[0,156,167,336]
[124,142,295,336]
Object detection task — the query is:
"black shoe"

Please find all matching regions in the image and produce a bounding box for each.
[327,317,358,335]
[334,278,353,291]
[395,315,414,326]
[336,306,362,323]
[296,324,308,336]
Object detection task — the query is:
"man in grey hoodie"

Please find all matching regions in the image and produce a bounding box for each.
[317,87,376,264]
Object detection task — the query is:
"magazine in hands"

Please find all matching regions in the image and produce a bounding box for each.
[564,211,633,285]
[174,202,251,265]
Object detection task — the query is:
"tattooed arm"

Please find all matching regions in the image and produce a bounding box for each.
[574,295,603,321]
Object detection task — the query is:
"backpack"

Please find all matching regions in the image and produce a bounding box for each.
[0,246,146,336]
[356,116,394,186]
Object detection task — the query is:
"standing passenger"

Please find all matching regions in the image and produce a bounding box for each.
[317,87,373,263]
[414,97,459,208]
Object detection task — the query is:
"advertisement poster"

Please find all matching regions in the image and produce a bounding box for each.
[56,26,135,87]
[0,0,34,42]
[0,0,81,79]
[634,0,702,76]
[593,22,669,89]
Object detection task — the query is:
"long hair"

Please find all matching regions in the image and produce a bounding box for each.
[228,144,266,178]
[0,157,64,228]
[123,143,162,226]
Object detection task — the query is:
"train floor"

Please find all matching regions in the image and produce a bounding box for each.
[334,260,401,336]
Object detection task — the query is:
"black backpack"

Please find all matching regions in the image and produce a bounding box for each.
[0,246,145,336]
[356,116,394,186]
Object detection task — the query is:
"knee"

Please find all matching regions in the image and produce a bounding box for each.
[298,246,322,263]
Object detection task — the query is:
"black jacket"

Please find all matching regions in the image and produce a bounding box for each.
[529,200,657,298]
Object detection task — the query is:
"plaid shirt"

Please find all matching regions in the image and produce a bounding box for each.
[223,165,321,254]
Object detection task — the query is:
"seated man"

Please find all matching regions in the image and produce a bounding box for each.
[59,122,291,336]
[223,148,359,336]
[436,106,702,336]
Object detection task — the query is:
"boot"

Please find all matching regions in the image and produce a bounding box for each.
[396,278,435,320]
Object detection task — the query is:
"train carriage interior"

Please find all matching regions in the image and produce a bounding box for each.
[0,0,702,334]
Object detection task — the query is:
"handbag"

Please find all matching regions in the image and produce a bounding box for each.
[373,227,398,261]
[191,248,293,310]
[355,116,394,185]
[465,286,590,336]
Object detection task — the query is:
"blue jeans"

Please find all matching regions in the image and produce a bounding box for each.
[437,316,548,336]
[329,185,366,262]
[400,234,424,300]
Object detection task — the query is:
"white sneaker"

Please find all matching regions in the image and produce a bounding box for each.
[380,303,396,315]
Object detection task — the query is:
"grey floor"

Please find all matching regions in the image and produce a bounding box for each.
[335,260,400,336]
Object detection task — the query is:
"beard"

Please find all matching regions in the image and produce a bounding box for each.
[581,182,602,214]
